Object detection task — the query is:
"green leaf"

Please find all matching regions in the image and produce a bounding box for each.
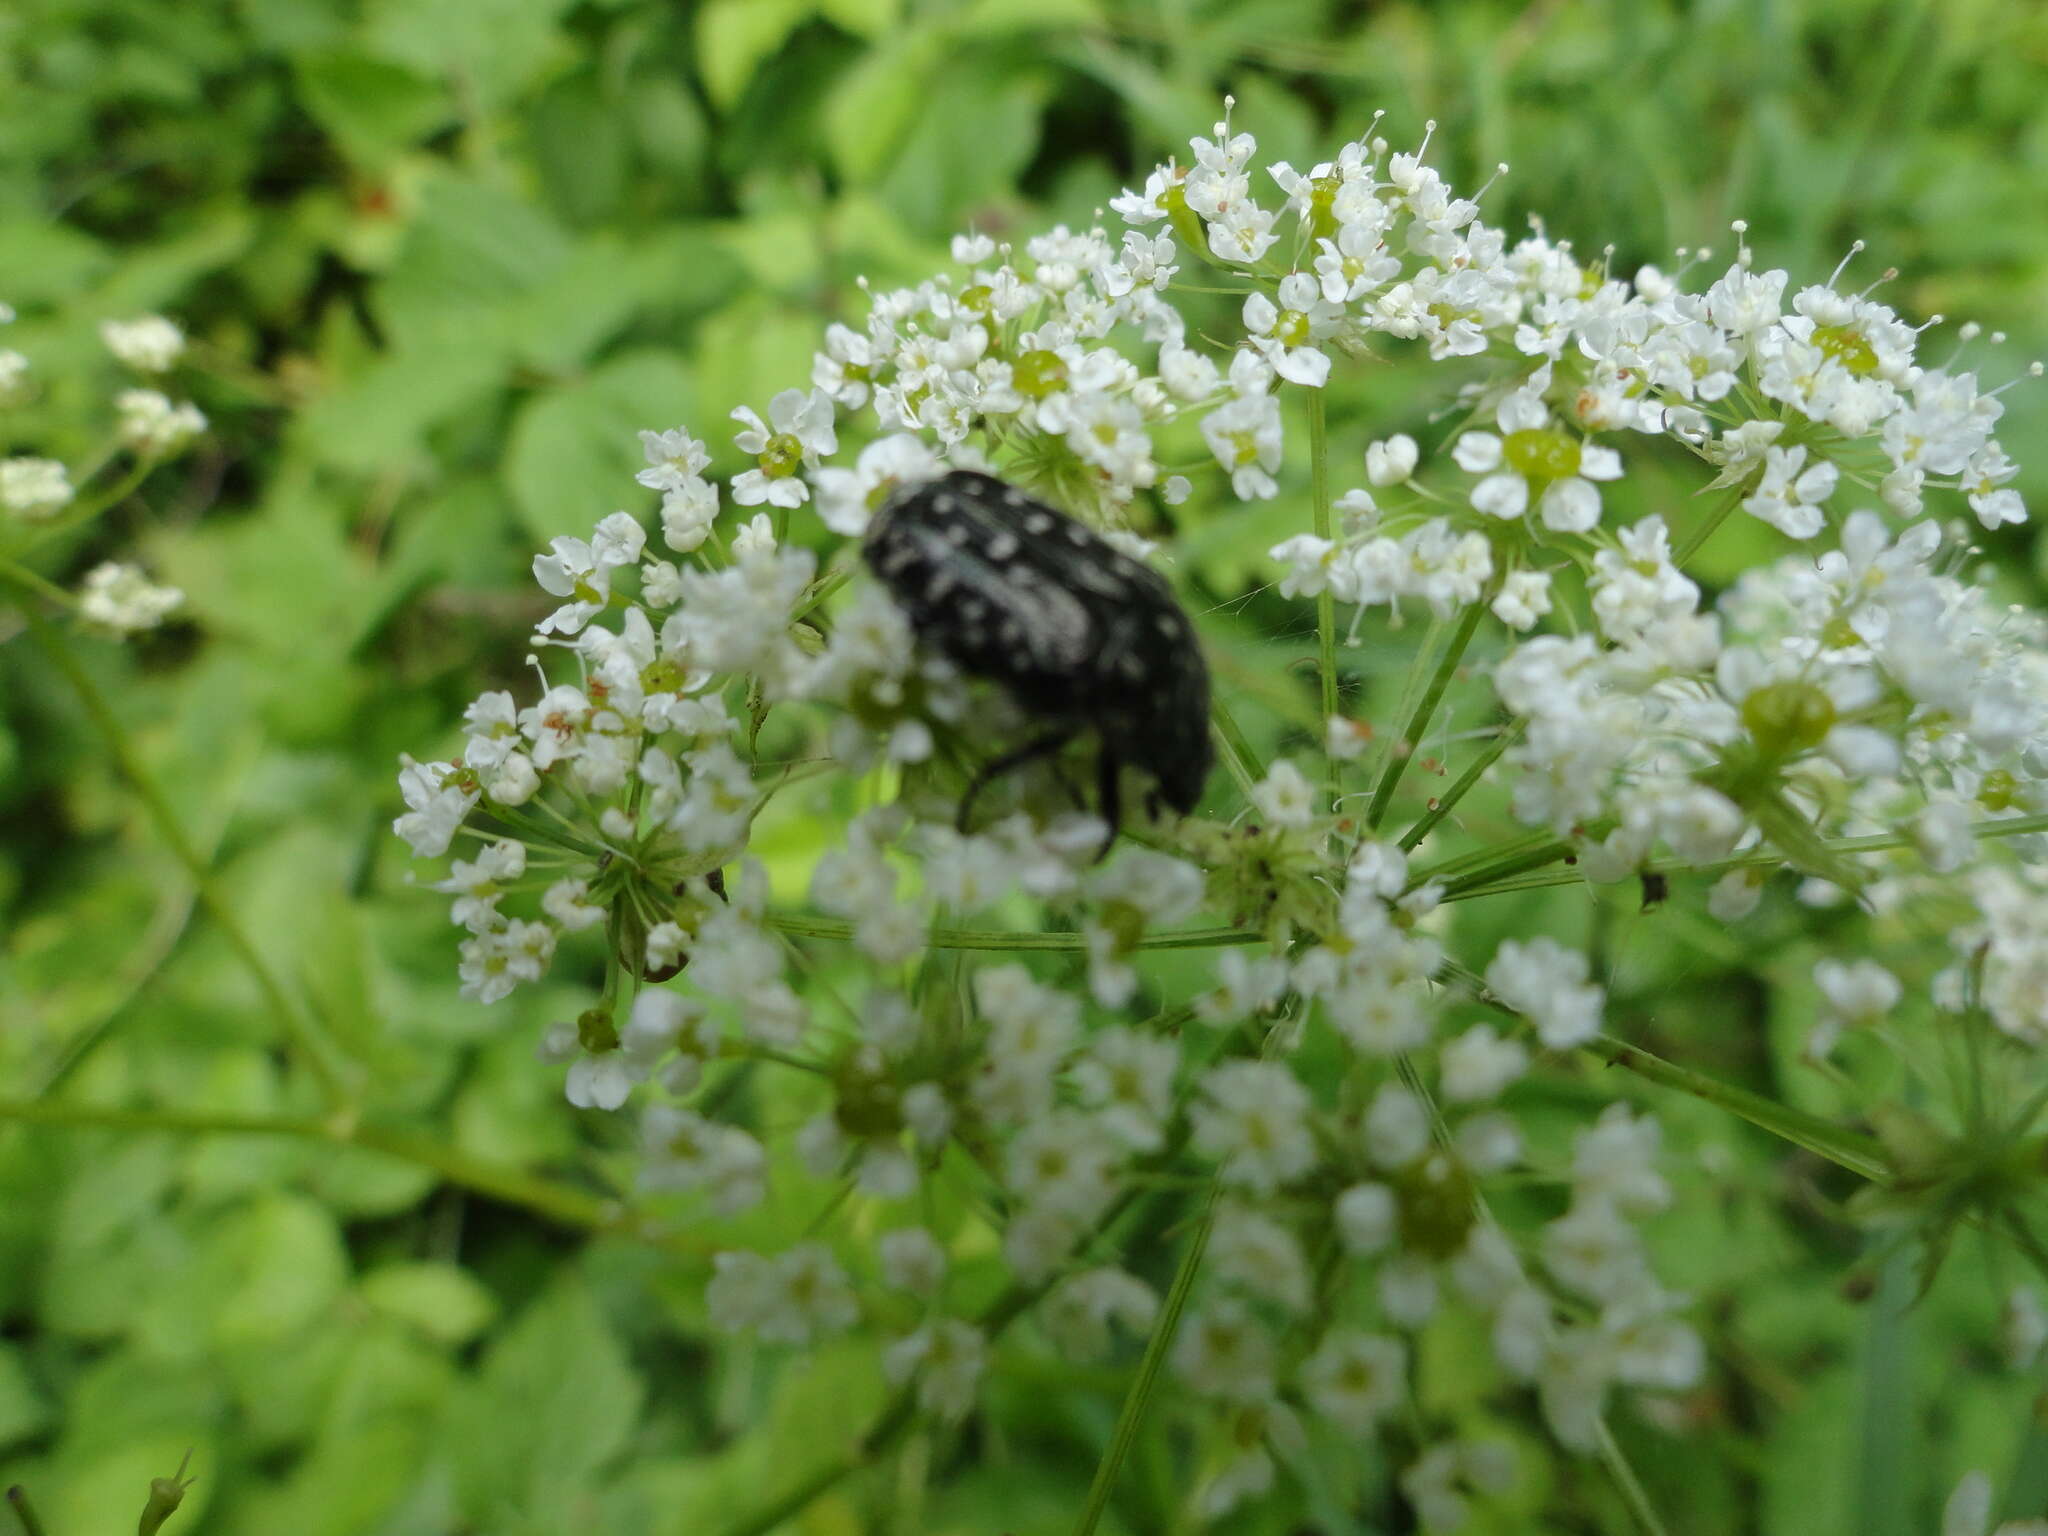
[374,171,571,348]
[44,1433,216,1536]
[695,0,814,111]
[360,1261,500,1345]
[817,0,899,36]
[294,50,451,169]
[360,0,576,109]
[503,349,694,541]
[206,1192,350,1347]
[448,1275,644,1523]
[222,1416,424,1536]
[950,0,1100,32]
[874,56,1047,235]
[527,73,632,225]
[0,1342,53,1453]
[823,32,949,185]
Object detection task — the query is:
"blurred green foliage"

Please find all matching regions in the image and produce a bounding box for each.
[2,0,2046,1531]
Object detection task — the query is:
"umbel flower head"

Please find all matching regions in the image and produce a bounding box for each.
[397,104,2047,1529]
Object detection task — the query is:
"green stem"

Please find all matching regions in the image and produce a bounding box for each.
[717,1394,919,1536]
[712,1178,1170,1536]
[1367,595,1488,830]
[1306,392,1339,771]
[0,1096,692,1252]
[1208,695,1268,802]
[25,612,355,1105]
[1396,717,1523,852]
[1850,1244,1916,1536]
[766,913,1262,953]
[1675,485,1747,566]
[2001,1414,2048,1525]
[9,459,155,556]
[6,1486,46,1536]
[1597,1421,1673,1536]
[1434,811,2048,905]
[1591,1037,1891,1182]
[0,558,78,610]
[1072,1187,1217,1536]
[1433,833,1575,899]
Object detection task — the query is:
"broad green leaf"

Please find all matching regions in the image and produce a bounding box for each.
[360,0,576,109]
[218,1416,423,1536]
[875,57,1047,235]
[233,0,346,52]
[294,338,512,473]
[950,0,1100,32]
[374,172,571,348]
[448,1274,644,1522]
[527,73,633,225]
[823,31,949,185]
[695,0,814,111]
[361,1261,500,1345]
[503,348,694,541]
[205,1192,351,1347]
[45,1433,216,1536]
[818,0,899,36]
[627,74,712,184]
[0,1342,53,1453]
[294,50,451,170]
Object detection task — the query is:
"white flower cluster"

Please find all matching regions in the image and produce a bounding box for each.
[396,108,2047,1530]
[2,306,203,636]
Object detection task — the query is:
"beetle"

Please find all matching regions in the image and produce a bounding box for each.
[862,469,1213,851]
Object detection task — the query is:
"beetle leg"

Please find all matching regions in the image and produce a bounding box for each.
[958,728,1079,831]
[1093,744,1123,862]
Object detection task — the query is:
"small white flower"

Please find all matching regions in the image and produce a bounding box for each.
[731,387,837,508]
[1172,1298,1276,1402]
[1807,957,1901,1058]
[1270,533,1337,598]
[1490,569,1553,631]
[1365,433,1419,486]
[1201,389,1283,500]
[1242,273,1341,388]
[635,426,710,492]
[77,561,183,634]
[883,1319,986,1422]
[707,1244,858,1345]
[100,314,185,372]
[1335,1182,1397,1254]
[1299,1330,1406,1432]
[1191,1061,1315,1194]
[1440,1025,1528,1102]
[114,389,206,456]
[0,457,73,519]
[1455,383,1623,531]
[1486,937,1605,1047]
[879,1228,947,1298]
[1741,444,1838,539]
[1250,758,1317,829]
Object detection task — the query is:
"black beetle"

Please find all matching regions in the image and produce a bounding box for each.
[863,470,1213,847]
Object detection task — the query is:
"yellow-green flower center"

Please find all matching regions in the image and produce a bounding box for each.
[1813,323,1880,377]
[576,1006,620,1054]
[1394,1153,1477,1261]
[1014,348,1069,400]
[1980,768,2020,811]
[757,431,804,479]
[1307,175,1341,242]
[1503,427,1582,482]
[1741,680,1836,758]
[1274,308,1312,349]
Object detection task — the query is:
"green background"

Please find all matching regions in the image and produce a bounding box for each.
[2,0,2046,1531]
